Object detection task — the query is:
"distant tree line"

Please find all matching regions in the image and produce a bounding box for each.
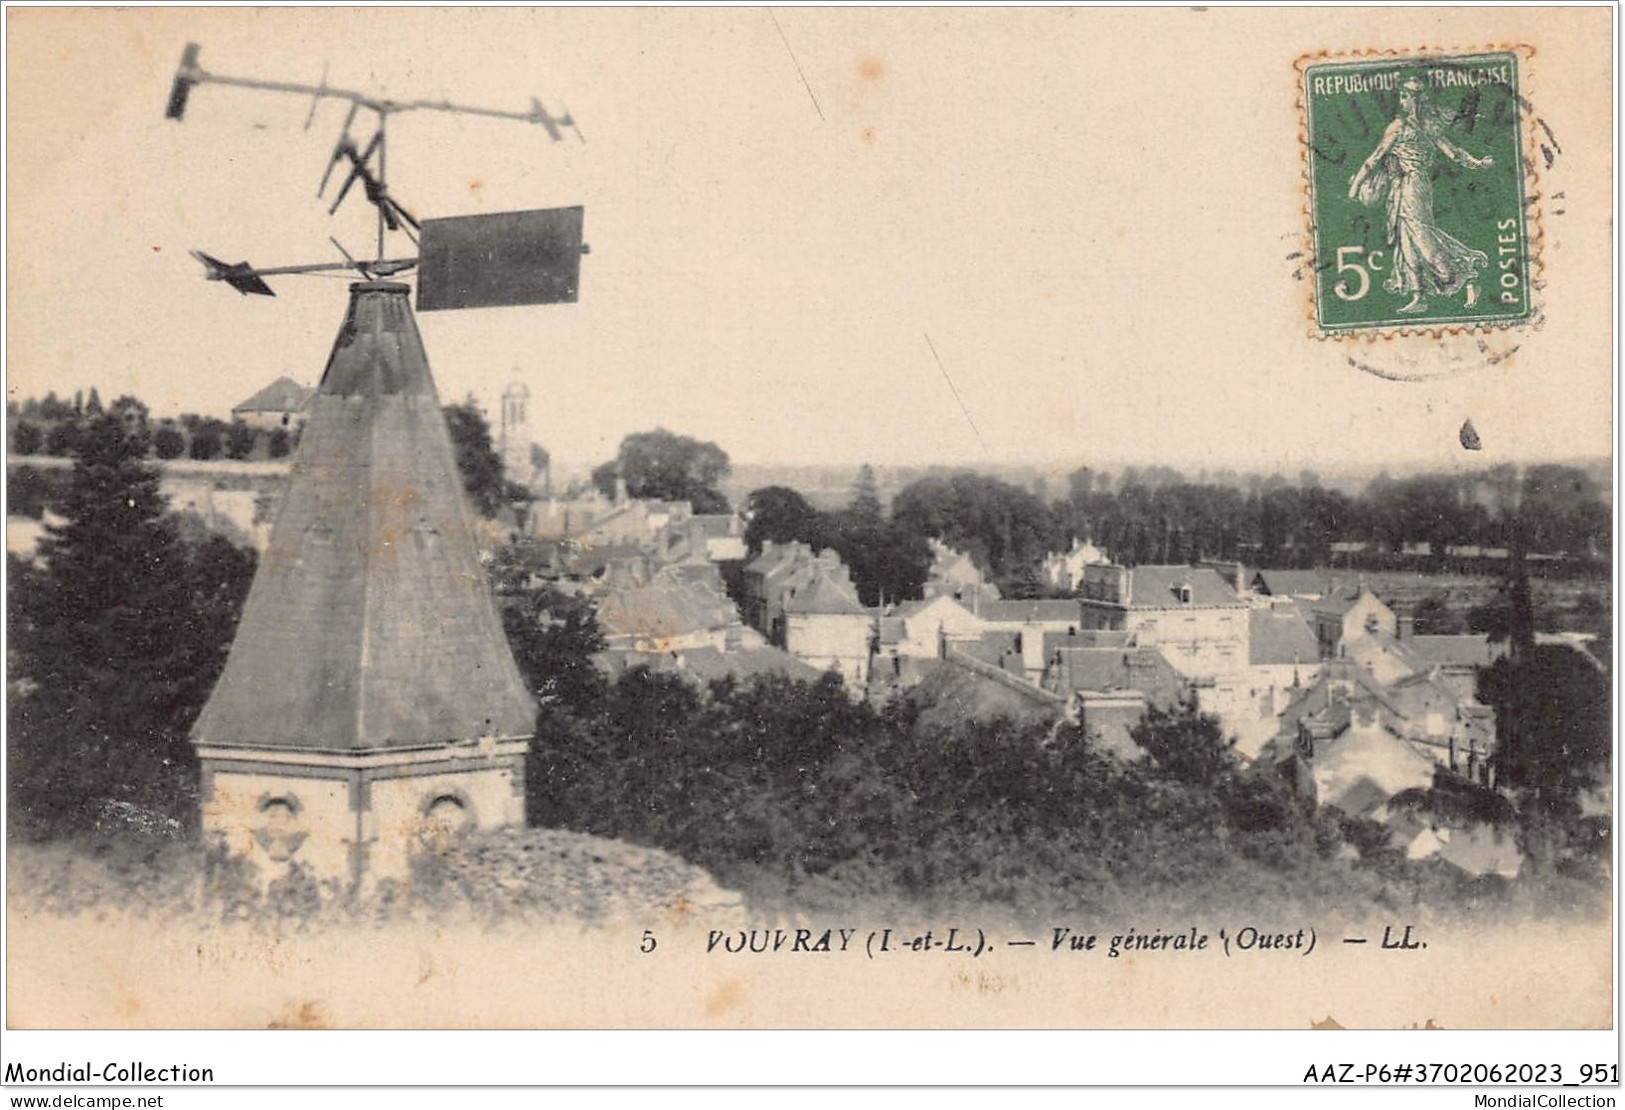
[740,461,1610,605]
[7,391,537,523]
[1061,463,1608,570]
[10,391,297,464]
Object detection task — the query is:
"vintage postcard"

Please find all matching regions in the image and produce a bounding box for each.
[2,5,1615,1088]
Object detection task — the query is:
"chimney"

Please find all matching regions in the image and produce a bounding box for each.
[1397,613,1415,641]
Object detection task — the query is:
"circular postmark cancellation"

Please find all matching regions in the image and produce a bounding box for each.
[1298,48,1542,341]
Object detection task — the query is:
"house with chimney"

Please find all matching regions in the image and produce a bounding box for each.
[1042,633,1188,759]
[231,376,313,432]
[594,570,748,655]
[921,538,1001,608]
[782,568,873,687]
[976,598,1085,681]
[1077,563,1250,680]
[740,541,875,687]
[1307,587,1397,659]
[1041,537,1109,592]
[1260,634,1501,821]
[889,593,984,665]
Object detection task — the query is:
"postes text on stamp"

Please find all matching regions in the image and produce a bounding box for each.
[1302,51,1531,334]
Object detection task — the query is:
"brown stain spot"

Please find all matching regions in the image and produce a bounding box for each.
[857,57,885,82]
[114,982,142,1019]
[468,179,484,200]
[663,892,695,924]
[379,486,421,510]
[151,246,162,253]
[268,999,328,1029]
[860,125,876,145]
[703,977,743,1019]
[371,486,422,550]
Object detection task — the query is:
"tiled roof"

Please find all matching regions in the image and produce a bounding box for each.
[1248,606,1320,666]
[1041,629,1129,656]
[977,599,1082,624]
[1251,569,1333,598]
[1344,632,1423,685]
[1052,646,1183,703]
[1408,634,1502,669]
[1311,727,1437,815]
[1308,593,1360,617]
[673,646,823,683]
[783,571,867,616]
[688,514,738,538]
[192,284,534,751]
[593,646,822,685]
[958,632,1019,667]
[596,580,740,639]
[877,616,906,645]
[1119,565,1244,609]
[232,375,312,414]
[745,541,806,575]
[1275,662,1398,742]
[909,661,1064,728]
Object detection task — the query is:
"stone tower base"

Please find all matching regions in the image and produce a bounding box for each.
[197,737,527,888]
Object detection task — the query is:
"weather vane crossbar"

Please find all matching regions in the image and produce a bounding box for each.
[166,42,586,311]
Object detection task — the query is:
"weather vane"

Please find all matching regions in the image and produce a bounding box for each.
[165,42,587,311]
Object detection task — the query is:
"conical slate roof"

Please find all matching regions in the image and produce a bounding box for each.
[192,282,536,751]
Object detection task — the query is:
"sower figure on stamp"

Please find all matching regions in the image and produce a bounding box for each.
[1349,75,1493,314]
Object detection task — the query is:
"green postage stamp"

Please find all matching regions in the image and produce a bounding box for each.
[1301,50,1532,334]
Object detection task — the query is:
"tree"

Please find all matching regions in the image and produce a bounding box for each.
[1411,595,1465,635]
[225,420,258,460]
[744,485,825,555]
[891,471,1061,581]
[442,399,507,518]
[823,514,931,606]
[108,395,149,430]
[267,427,292,459]
[7,465,62,519]
[591,429,731,513]
[7,415,257,835]
[1129,700,1234,786]
[153,425,186,460]
[1067,466,1094,500]
[12,420,43,456]
[44,419,81,457]
[188,419,225,461]
[501,587,607,715]
[1479,645,1609,805]
[35,392,74,422]
[850,464,882,521]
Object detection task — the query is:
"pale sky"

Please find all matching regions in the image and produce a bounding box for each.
[5,7,1614,474]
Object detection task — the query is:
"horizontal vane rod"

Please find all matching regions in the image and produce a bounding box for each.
[167,44,580,139]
